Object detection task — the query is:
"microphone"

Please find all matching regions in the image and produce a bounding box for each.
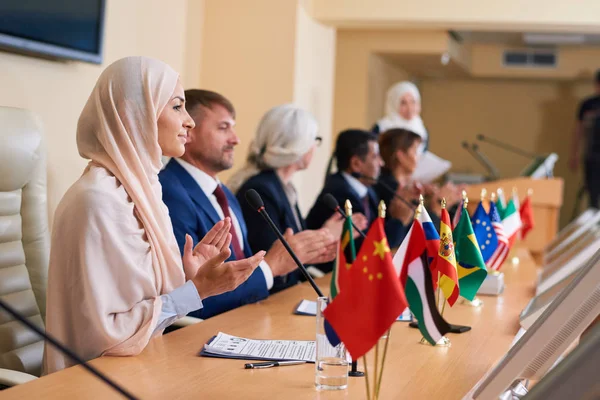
[351,173,416,209]
[470,143,500,180]
[0,298,138,400]
[322,194,366,239]
[476,134,538,159]
[244,189,324,298]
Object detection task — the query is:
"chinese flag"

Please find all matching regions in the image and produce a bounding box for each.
[323,218,407,359]
[520,195,535,239]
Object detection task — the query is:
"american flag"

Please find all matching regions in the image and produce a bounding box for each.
[487,201,509,271]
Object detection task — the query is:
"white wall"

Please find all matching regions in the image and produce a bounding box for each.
[292,1,337,214]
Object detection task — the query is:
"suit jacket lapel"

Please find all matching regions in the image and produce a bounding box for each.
[166,160,222,226]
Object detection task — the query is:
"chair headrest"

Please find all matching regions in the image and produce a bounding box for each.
[0,107,44,192]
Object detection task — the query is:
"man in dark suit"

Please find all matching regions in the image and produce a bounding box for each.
[160,90,333,318]
[306,129,415,272]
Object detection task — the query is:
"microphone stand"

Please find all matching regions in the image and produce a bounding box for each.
[476,134,538,159]
[471,144,500,180]
[0,298,138,400]
[245,190,323,298]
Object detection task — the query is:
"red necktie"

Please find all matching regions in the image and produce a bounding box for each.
[213,185,245,260]
[362,195,372,222]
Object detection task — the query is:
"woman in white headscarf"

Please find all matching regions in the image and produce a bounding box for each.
[372,81,429,154]
[229,105,358,291]
[44,57,265,373]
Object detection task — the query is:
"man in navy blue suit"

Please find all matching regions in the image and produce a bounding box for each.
[160,90,333,318]
[306,129,416,272]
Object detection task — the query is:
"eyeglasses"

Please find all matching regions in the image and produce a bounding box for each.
[315,136,323,147]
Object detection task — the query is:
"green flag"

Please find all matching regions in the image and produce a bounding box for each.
[330,215,356,299]
[453,208,488,301]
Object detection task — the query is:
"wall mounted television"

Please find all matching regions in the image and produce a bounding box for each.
[0,0,106,64]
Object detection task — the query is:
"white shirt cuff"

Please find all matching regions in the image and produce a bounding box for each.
[259,260,274,290]
[153,281,203,334]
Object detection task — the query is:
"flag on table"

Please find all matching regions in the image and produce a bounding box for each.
[394,214,451,345]
[454,207,488,301]
[487,201,510,271]
[452,199,463,229]
[519,194,535,239]
[421,206,440,264]
[433,207,460,306]
[502,199,522,248]
[419,206,440,281]
[323,217,407,359]
[325,214,356,346]
[496,189,507,218]
[472,201,499,269]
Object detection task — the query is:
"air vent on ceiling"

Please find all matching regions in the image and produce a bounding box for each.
[503,49,557,68]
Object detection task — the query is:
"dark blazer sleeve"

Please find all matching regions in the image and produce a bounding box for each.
[159,170,269,319]
[237,177,303,293]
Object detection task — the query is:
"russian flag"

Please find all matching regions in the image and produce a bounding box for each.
[418,207,440,265]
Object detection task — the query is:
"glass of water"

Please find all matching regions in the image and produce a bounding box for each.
[315,297,349,390]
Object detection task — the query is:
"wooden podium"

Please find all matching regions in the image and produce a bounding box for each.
[465,177,564,256]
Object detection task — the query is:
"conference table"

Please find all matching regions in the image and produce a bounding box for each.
[3,248,537,399]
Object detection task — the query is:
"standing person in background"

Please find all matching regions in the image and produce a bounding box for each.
[570,69,600,208]
[372,81,429,155]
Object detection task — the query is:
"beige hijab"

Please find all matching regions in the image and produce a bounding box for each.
[44,57,185,373]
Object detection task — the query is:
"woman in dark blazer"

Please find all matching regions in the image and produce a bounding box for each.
[229,105,346,292]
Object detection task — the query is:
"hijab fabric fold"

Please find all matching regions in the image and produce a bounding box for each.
[44,57,185,373]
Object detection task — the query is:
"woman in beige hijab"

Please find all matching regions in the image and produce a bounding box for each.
[44,57,264,373]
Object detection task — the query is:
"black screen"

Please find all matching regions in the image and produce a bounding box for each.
[0,0,103,55]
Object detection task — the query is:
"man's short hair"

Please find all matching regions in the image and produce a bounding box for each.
[184,89,236,120]
[335,129,377,172]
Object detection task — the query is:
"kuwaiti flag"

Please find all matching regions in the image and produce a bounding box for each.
[394,215,451,345]
[487,201,509,271]
[502,199,522,248]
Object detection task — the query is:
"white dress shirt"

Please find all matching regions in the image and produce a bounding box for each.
[154,281,203,334]
[175,158,274,290]
[342,172,369,199]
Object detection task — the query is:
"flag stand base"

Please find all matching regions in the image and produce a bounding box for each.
[460,297,483,307]
[409,321,471,334]
[419,336,451,347]
[348,360,364,377]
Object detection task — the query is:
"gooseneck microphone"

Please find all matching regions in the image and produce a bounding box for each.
[322,194,366,239]
[471,143,500,180]
[245,189,324,298]
[476,134,538,159]
[0,298,138,400]
[352,173,415,209]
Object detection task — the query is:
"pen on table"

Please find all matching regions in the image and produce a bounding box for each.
[244,360,307,369]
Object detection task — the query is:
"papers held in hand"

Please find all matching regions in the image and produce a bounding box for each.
[200,332,316,363]
[412,151,451,184]
[294,299,412,321]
